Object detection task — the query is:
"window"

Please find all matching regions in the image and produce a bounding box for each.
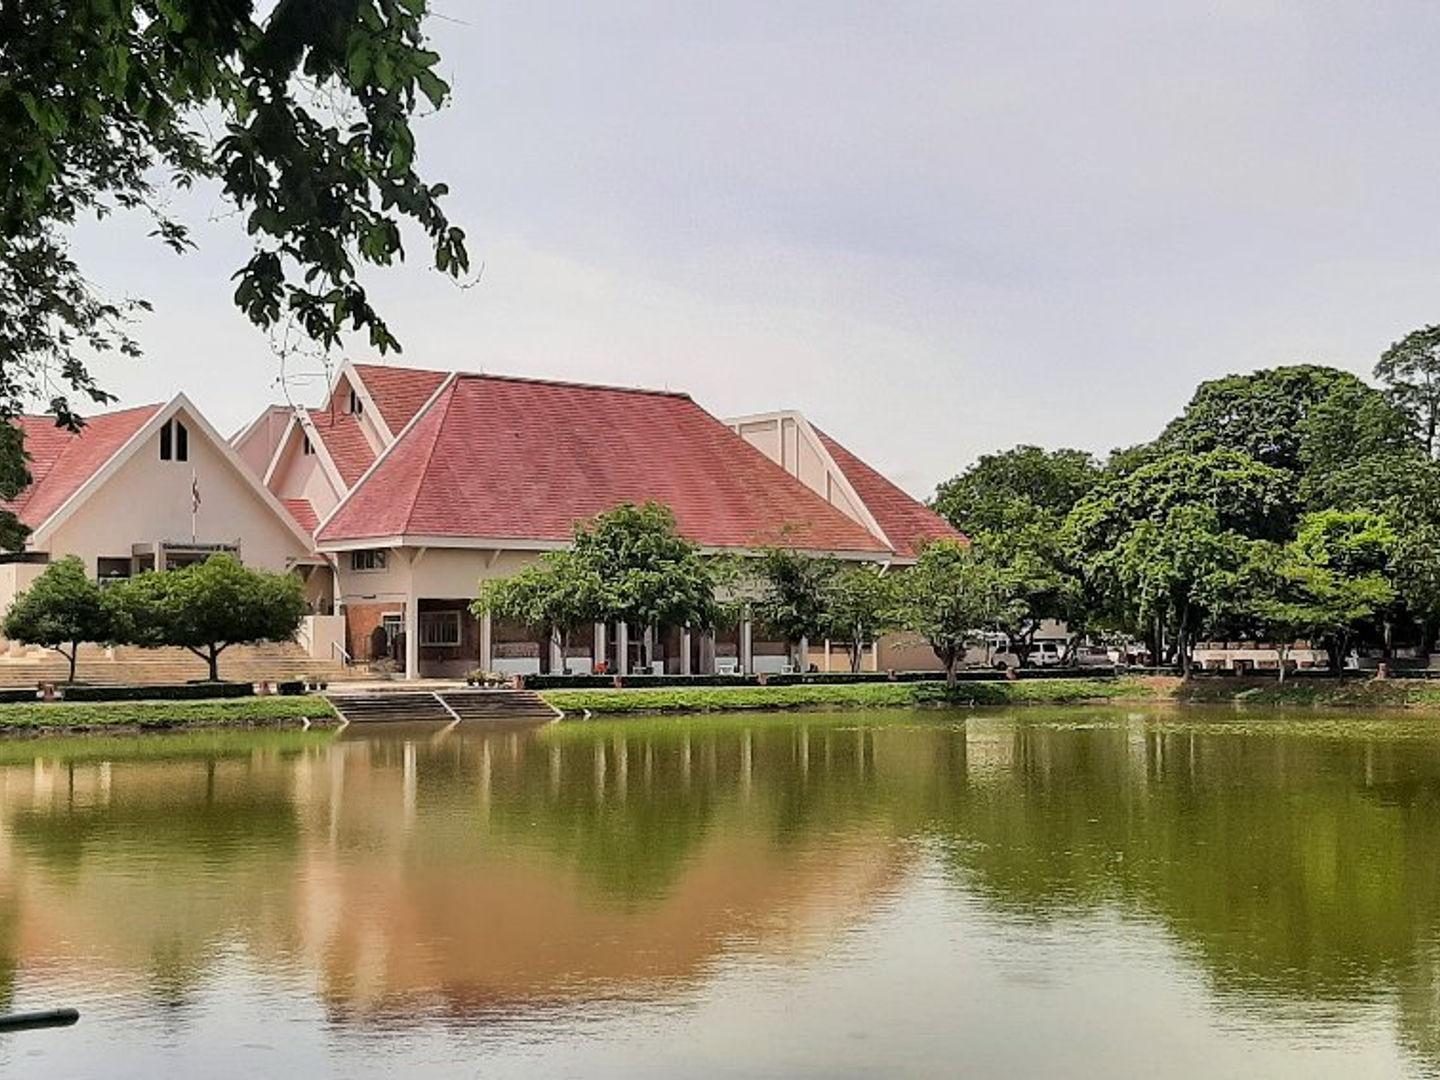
[381,613,404,645]
[302,434,314,456]
[158,419,188,462]
[350,549,388,572]
[348,389,364,416]
[420,610,461,647]
[97,557,131,585]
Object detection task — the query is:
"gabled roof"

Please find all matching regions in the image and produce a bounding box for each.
[3,405,165,528]
[4,396,317,554]
[351,363,449,435]
[316,374,892,555]
[282,498,320,534]
[306,408,375,487]
[814,428,961,559]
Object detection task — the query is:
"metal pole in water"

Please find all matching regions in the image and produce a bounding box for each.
[0,1008,80,1032]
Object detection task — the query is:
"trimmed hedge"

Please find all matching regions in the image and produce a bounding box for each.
[522,667,1117,690]
[60,681,255,702]
[0,688,38,704]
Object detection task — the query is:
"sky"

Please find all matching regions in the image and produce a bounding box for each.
[70,0,1440,498]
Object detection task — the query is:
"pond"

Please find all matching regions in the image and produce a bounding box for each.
[1,707,1439,1077]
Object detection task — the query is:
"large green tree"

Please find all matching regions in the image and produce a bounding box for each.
[1243,512,1397,676]
[1,0,466,547]
[569,503,717,635]
[932,445,1100,536]
[823,564,898,673]
[477,503,718,672]
[1064,450,1291,668]
[1376,326,1440,458]
[893,538,1008,687]
[932,445,1099,665]
[750,548,840,652]
[1,555,118,681]
[473,551,604,673]
[110,554,307,681]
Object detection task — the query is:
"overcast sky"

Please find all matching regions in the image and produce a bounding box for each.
[71,1,1440,497]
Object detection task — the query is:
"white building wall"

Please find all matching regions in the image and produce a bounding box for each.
[269,425,342,520]
[732,412,874,535]
[232,406,291,478]
[44,406,312,576]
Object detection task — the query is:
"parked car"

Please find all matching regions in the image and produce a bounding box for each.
[992,641,1066,670]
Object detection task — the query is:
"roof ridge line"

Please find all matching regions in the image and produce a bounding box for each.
[399,377,458,536]
[352,362,690,400]
[690,403,895,555]
[13,402,166,425]
[312,371,458,540]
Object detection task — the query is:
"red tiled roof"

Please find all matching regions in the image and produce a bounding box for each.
[351,363,448,434]
[317,374,892,554]
[306,408,375,487]
[814,428,962,559]
[2,405,163,529]
[282,498,319,535]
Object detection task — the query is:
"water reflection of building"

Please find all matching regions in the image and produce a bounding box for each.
[0,725,913,1019]
[4,716,1440,1073]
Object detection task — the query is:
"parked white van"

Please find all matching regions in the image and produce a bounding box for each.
[991,640,1066,670]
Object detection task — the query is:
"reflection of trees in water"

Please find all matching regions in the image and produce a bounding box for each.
[0,739,313,1006]
[3,713,1440,1062]
[376,713,928,905]
[931,716,1440,1072]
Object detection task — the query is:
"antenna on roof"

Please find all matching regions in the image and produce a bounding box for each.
[268,313,334,413]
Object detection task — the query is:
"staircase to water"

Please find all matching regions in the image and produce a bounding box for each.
[326,689,561,724]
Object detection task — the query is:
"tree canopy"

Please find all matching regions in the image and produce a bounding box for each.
[892,539,1007,686]
[1,0,465,547]
[929,350,1440,673]
[109,555,307,681]
[474,503,717,672]
[931,445,1100,536]
[1376,326,1440,458]
[931,445,1098,663]
[1154,365,1392,476]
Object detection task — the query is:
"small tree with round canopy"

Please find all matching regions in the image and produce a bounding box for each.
[110,554,307,682]
[1,556,119,682]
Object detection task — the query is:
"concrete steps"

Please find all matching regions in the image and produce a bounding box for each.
[440,690,561,722]
[327,689,559,724]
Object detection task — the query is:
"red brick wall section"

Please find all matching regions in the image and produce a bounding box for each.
[345,602,403,661]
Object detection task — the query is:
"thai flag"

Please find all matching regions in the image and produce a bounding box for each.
[191,473,202,514]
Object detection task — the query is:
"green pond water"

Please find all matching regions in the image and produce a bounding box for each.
[1,706,1439,1077]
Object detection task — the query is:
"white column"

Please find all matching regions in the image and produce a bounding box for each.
[594,621,606,672]
[616,621,629,675]
[642,624,655,673]
[479,609,493,673]
[680,626,692,675]
[405,595,420,680]
[549,626,564,673]
[823,638,831,673]
[798,635,809,673]
[700,629,716,674]
[741,617,753,674]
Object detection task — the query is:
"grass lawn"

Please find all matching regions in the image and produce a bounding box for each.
[0,694,337,732]
[542,675,1440,716]
[541,678,1157,715]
